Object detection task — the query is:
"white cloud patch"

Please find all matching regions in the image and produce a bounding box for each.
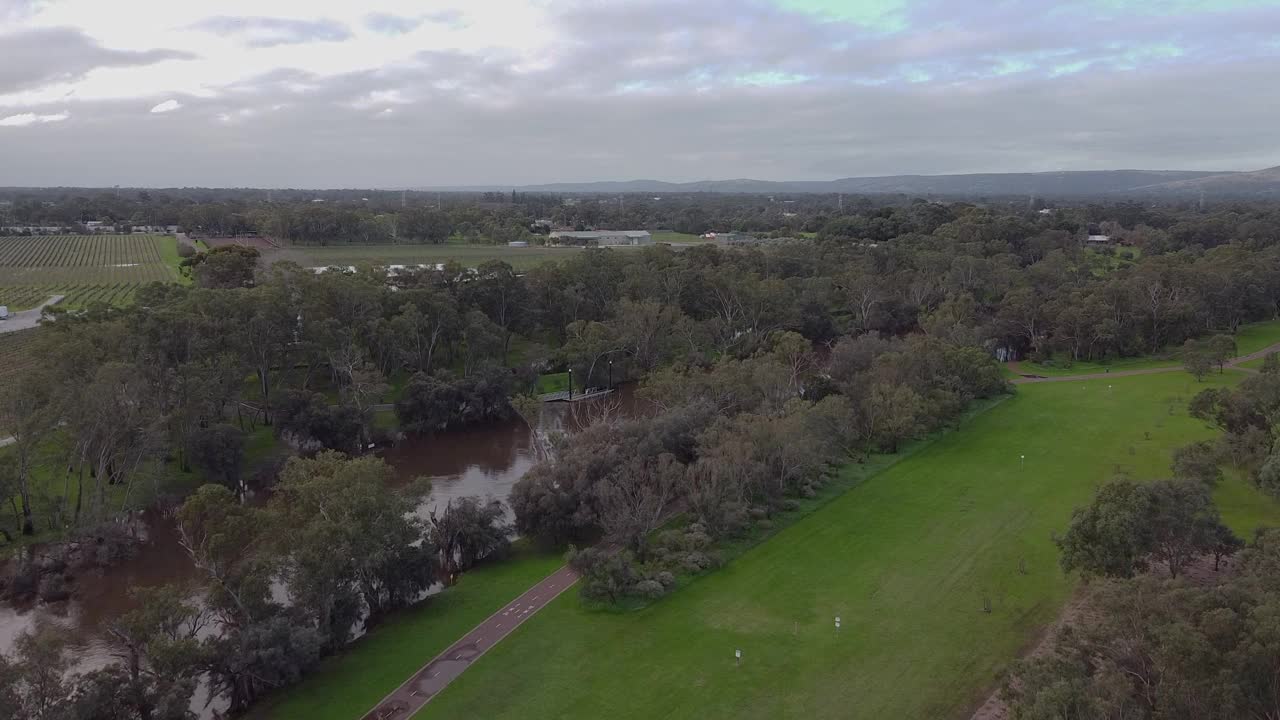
[0,110,69,127]
[149,99,182,113]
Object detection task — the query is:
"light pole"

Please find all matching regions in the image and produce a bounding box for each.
[835,616,841,633]
[1020,454,1025,470]
[608,359,613,390]
[567,368,573,400]
[735,649,742,667]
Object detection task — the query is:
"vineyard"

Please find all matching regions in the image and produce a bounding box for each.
[0,329,40,376]
[0,235,182,309]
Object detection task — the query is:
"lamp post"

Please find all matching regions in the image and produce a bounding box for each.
[608,359,614,390]
[1020,454,1025,470]
[567,368,573,400]
[835,616,841,633]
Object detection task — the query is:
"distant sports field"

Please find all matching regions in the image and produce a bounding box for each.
[0,234,181,309]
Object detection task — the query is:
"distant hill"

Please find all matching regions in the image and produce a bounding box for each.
[1124,166,1280,198]
[501,169,1229,196]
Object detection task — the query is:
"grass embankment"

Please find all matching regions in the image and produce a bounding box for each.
[417,371,1280,720]
[249,543,562,720]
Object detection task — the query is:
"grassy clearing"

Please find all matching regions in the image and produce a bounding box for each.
[250,543,563,720]
[1016,354,1177,377]
[1234,318,1280,356]
[289,243,585,271]
[536,371,569,393]
[417,372,1280,720]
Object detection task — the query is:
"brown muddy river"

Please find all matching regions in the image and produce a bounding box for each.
[0,386,646,680]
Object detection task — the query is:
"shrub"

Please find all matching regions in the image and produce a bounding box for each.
[632,579,667,599]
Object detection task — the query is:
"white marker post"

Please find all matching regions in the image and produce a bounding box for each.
[735,649,742,667]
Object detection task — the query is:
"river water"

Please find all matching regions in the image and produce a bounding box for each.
[0,386,645,678]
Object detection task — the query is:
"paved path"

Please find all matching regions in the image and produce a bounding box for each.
[1008,340,1280,385]
[360,564,580,720]
[0,295,64,335]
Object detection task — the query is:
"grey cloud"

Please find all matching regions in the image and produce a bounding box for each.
[0,27,194,94]
[188,16,352,48]
[2,0,1279,186]
[364,13,423,35]
[0,0,38,24]
[365,10,467,35]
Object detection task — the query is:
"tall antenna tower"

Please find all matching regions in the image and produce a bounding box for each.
[401,190,407,208]
[838,193,844,211]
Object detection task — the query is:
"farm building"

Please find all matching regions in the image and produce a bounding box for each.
[549,230,652,246]
[1086,234,1113,246]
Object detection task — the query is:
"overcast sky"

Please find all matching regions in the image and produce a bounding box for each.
[1,0,1278,188]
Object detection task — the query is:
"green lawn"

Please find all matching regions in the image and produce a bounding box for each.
[250,544,563,720]
[416,371,1280,720]
[536,371,570,393]
[1234,318,1280,356]
[1237,357,1269,371]
[1016,354,1177,377]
